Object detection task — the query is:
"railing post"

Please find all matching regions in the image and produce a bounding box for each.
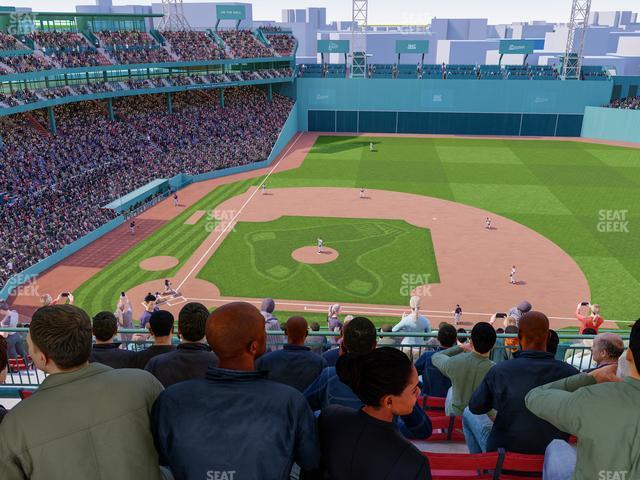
[47,106,56,135]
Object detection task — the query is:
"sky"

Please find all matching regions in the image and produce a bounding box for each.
[6,0,640,25]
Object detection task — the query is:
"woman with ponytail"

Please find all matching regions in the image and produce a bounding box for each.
[318,347,431,479]
[392,296,432,360]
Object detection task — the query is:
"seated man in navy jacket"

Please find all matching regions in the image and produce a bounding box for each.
[145,302,219,387]
[151,302,319,479]
[414,323,457,397]
[256,315,327,392]
[89,311,135,369]
[466,311,579,454]
[304,317,432,440]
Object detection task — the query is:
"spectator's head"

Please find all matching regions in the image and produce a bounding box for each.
[28,305,92,373]
[285,316,308,346]
[518,311,549,351]
[336,347,418,417]
[504,316,517,328]
[592,333,624,365]
[92,311,118,343]
[310,321,320,332]
[470,322,497,355]
[457,328,468,344]
[0,301,9,316]
[626,320,640,377]
[496,328,505,334]
[582,328,597,336]
[260,298,275,314]
[328,304,341,317]
[437,323,458,348]
[178,302,209,343]
[342,317,377,355]
[517,300,532,314]
[149,310,174,342]
[0,336,7,383]
[547,329,560,355]
[409,295,421,312]
[206,301,266,370]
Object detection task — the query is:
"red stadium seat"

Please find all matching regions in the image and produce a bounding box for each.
[18,389,35,400]
[423,451,498,480]
[8,357,29,371]
[495,449,544,479]
[427,415,465,442]
[420,395,447,413]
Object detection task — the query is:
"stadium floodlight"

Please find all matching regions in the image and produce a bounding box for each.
[351,0,368,78]
[561,0,591,80]
[158,0,191,31]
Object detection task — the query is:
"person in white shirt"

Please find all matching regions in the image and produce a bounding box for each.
[392,296,432,360]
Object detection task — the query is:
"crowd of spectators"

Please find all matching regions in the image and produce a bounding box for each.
[161,30,226,61]
[0,87,293,287]
[218,29,276,59]
[0,299,637,479]
[95,30,156,49]
[607,96,640,109]
[0,32,24,50]
[111,46,175,65]
[267,34,296,56]
[0,53,54,73]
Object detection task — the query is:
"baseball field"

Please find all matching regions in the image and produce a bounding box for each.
[55,133,640,329]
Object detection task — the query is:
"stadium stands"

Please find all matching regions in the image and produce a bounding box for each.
[607,96,640,109]
[265,33,296,57]
[218,29,276,58]
[161,30,226,61]
[0,87,293,287]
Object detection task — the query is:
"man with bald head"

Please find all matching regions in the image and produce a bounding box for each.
[465,311,579,454]
[151,302,320,479]
[256,316,327,392]
[586,332,624,372]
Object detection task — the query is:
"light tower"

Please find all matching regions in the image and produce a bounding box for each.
[351,0,368,78]
[157,0,191,31]
[561,0,591,80]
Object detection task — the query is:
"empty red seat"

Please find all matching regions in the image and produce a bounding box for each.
[423,451,498,480]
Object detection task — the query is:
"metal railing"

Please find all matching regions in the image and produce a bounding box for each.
[0,328,627,397]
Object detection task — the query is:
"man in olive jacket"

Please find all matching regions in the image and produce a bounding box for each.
[0,305,166,480]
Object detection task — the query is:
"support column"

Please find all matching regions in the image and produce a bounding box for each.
[107,98,115,121]
[47,106,56,135]
[167,92,173,114]
[220,88,225,108]
[267,83,273,102]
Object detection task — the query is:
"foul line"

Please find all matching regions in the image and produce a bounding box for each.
[175,132,304,292]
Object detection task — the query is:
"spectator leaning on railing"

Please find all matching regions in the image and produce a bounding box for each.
[0,305,166,479]
[526,320,640,480]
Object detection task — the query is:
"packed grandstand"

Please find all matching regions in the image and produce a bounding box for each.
[1,5,640,480]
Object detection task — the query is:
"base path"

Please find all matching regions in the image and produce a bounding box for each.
[125,185,595,330]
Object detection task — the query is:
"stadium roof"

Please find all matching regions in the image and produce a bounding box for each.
[0,11,163,18]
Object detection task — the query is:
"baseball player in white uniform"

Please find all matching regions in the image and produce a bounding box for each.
[510,265,517,285]
[317,238,324,254]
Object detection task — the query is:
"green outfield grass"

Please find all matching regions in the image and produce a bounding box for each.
[197,216,439,305]
[74,135,640,324]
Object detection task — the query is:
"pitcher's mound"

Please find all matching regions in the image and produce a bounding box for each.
[292,247,339,265]
[139,256,179,271]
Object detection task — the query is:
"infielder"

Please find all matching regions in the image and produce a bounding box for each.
[317,238,324,254]
[360,187,365,199]
[485,217,492,230]
[510,265,517,285]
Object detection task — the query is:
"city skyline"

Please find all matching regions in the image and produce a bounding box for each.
[6,0,640,25]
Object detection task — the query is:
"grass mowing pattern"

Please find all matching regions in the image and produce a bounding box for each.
[74,178,257,314]
[76,136,640,323]
[197,216,439,305]
[268,136,640,321]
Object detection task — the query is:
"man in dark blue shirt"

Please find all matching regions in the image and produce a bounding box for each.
[305,317,432,440]
[466,311,579,454]
[256,316,326,392]
[89,311,135,369]
[151,302,319,479]
[414,323,457,397]
[145,302,218,388]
